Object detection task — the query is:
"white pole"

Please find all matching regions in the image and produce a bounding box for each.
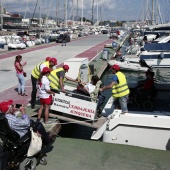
[97,1,98,24]
[81,0,83,25]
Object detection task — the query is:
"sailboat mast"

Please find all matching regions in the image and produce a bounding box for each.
[77,0,78,22]
[81,0,83,25]
[56,0,60,26]
[0,0,3,29]
[91,0,94,25]
[64,0,67,27]
[152,0,155,25]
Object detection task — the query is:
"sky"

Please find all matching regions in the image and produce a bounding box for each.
[2,0,170,22]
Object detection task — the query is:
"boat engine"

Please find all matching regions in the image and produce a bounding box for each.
[139,59,150,68]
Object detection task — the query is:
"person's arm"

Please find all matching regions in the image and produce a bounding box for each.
[44,80,55,95]
[15,62,23,72]
[100,81,115,92]
[100,75,118,92]
[59,77,66,92]
[65,76,77,82]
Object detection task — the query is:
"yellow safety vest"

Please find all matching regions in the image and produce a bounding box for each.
[112,71,129,98]
[31,61,50,79]
[48,68,64,90]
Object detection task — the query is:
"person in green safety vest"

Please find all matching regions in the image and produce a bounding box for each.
[100,64,129,114]
[48,64,78,93]
[30,57,57,109]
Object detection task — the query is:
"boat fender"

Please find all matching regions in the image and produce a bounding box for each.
[22,38,27,42]
[159,52,164,59]
[30,36,36,41]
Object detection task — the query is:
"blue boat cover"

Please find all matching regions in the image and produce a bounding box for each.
[144,43,170,51]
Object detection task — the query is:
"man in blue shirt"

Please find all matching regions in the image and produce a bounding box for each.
[0,100,56,145]
[100,64,129,114]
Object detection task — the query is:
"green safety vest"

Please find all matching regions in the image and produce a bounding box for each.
[112,71,129,98]
[31,61,50,79]
[48,68,64,90]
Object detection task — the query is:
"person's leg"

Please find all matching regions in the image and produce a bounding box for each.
[38,103,44,121]
[44,104,50,123]
[31,75,37,108]
[34,121,50,145]
[16,73,21,94]
[20,74,25,95]
[119,95,129,113]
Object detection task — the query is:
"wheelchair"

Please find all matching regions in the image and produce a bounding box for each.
[0,114,47,170]
[128,86,157,110]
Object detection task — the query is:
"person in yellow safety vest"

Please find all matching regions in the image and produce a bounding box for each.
[100,64,129,114]
[48,64,77,93]
[30,57,57,109]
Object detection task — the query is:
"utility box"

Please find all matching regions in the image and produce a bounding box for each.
[64,58,88,80]
[102,48,109,60]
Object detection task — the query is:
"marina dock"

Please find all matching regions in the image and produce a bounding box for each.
[1,33,170,170]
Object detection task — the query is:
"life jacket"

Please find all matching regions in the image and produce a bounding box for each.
[31,61,50,79]
[48,68,64,90]
[112,71,129,98]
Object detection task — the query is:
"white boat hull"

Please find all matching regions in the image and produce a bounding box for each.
[108,60,148,72]
[102,110,170,151]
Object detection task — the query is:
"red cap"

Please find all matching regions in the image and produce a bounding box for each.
[46,57,51,61]
[0,100,13,113]
[42,67,51,74]
[110,64,120,71]
[63,65,69,72]
[50,58,57,65]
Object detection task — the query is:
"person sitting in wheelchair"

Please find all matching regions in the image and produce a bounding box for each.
[0,100,56,146]
[135,70,156,99]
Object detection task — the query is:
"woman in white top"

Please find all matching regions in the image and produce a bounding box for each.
[37,67,55,124]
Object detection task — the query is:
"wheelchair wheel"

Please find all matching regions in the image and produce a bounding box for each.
[143,101,153,110]
[134,103,140,109]
[40,155,47,165]
[19,157,37,170]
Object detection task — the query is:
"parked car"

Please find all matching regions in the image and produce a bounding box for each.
[56,34,70,43]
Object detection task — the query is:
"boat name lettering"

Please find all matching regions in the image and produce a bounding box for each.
[69,105,94,113]
[70,110,92,118]
[54,103,69,109]
[55,98,70,104]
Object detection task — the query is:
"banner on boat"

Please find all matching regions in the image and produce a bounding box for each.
[50,92,97,120]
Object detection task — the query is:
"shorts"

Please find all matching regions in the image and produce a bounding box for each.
[40,95,52,105]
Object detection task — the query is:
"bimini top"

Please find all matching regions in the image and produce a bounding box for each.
[144,43,170,52]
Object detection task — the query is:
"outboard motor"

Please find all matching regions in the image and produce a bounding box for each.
[79,64,89,83]
[139,59,150,68]
[159,52,164,59]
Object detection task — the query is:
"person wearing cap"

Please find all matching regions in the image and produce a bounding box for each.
[30,57,57,109]
[48,64,77,93]
[100,64,129,114]
[37,67,55,124]
[0,100,57,145]
[46,57,51,62]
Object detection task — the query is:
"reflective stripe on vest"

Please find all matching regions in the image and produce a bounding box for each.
[112,71,130,98]
[31,61,50,79]
[48,68,64,90]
